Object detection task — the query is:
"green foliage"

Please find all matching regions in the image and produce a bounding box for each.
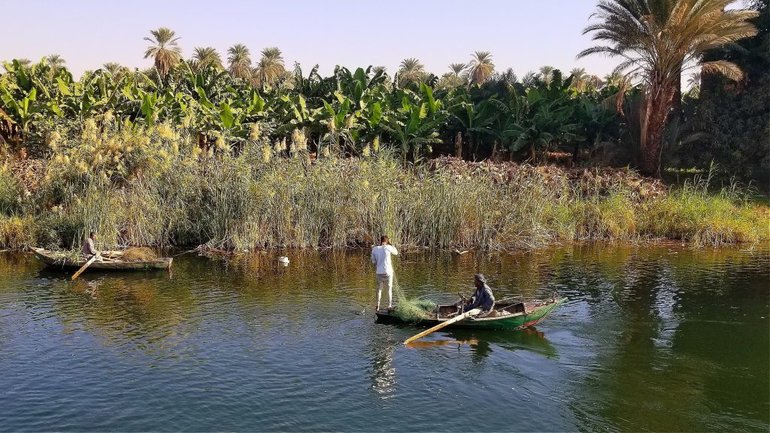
[0,164,20,216]
[641,180,769,245]
[0,215,35,249]
[7,121,764,252]
[671,0,770,185]
[0,55,621,164]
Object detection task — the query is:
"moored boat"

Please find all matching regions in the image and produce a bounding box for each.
[376,296,565,330]
[32,248,173,271]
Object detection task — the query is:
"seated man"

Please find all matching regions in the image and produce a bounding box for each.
[82,231,102,261]
[461,273,495,318]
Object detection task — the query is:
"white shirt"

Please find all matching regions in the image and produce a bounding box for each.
[371,244,398,276]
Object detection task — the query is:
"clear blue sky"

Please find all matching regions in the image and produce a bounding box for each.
[0,0,618,79]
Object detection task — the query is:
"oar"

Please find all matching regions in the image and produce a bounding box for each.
[71,256,97,280]
[404,308,481,345]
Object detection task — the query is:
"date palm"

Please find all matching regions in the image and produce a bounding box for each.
[539,66,555,85]
[193,47,223,71]
[438,63,467,89]
[521,71,538,87]
[43,54,66,80]
[143,27,182,79]
[102,62,129,80]
[45,54,65,71]
[579,0,758,176]
[604,72,629,89]
[227,44,252,80]
[687,72,701,90]
[449,63,466,77]
[253,47,285,88]
[468,51,494,85]
[397,58,425,87]
[570,67,587,91]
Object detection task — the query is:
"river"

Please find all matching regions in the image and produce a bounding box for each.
[0,245,767,431]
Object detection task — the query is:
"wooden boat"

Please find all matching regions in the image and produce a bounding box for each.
[32,248,172,271]
[376,296,565,330]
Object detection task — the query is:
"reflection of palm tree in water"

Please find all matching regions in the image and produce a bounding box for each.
[580,256,708,431]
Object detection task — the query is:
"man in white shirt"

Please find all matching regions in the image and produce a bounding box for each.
[371,235,398,310]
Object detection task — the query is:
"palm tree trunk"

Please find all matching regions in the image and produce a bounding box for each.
[640,81,676,177]
[454,131,463,159]
[572,141,580,164]
[672,62,682,117]
[466,133,474,161]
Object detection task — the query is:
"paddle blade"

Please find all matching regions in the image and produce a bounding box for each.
[71,256,97,280]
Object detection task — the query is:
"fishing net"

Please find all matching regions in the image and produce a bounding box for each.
[393,298,436,322]
[390,276,436,322]
[121,247,158,262]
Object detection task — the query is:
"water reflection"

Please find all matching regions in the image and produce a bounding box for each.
[0,245,767,432]
[369,331,397,398]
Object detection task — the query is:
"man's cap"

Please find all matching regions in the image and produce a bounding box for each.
[474,273,486,283]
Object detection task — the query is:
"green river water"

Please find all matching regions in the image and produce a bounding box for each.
[0,245,767,431]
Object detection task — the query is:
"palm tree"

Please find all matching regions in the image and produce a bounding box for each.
[587,75,603,92]
[686,72,702,97]
[192,47,223,71]
[521,71,538,87]
[253,47,286,88]
[496,68,518,85]
[604,72,629,89]
[227,44,252,80]
[437,63,467,89]
[45,54,65,71]
[397,58,425,87]
[449,63,467,78]
[579,0,758,176]
[43,54,66,80]
[687,72,701,90]
[143,27,182,79]
[539,65,555,84]
[102,62,129,79]
[569,67,587,91]
[467,51,495,85]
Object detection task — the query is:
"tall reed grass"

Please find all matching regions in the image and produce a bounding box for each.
[1,124,768,250]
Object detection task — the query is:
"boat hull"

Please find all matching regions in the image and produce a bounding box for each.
[376,298,565,330]
[32,248,172,271]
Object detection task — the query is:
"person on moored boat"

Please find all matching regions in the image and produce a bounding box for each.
[82,232,102,261]
[371,235,398,310]
[460,273,495,317]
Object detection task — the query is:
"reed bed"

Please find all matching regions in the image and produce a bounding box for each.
[1,125,768,251]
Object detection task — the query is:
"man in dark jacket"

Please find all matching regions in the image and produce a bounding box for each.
[461,273,495,317]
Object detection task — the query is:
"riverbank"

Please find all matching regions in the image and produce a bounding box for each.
[2,139,767,252]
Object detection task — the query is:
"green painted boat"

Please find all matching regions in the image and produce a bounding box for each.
[376,297,565,330]
[32,248,173,271]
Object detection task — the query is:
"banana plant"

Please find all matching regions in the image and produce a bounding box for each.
[383,86,445,163]
[0,85,38,142]
[504,87,579,160]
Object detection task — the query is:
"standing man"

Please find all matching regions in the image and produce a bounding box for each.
[371,235,398,310]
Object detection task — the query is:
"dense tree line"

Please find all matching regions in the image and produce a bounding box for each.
[0,0,765,182]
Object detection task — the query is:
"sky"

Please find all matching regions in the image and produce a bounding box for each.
[0,0,620,79]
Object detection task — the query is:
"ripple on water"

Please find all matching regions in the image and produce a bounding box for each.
[0,246,767,432]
